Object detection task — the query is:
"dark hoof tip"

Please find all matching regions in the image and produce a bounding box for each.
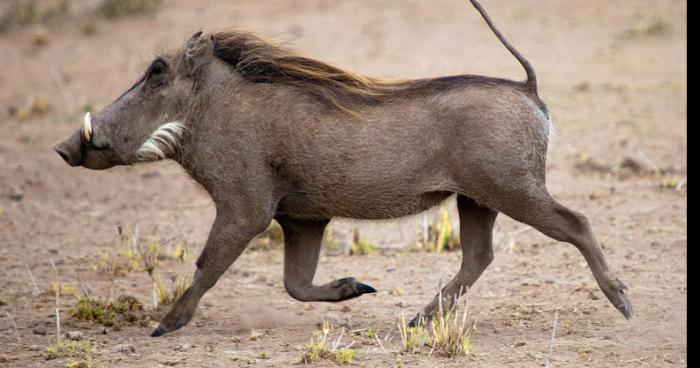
[407,314,424,328]
[150,325,165,337]
[618,299,634,320]
[355,283,377,295]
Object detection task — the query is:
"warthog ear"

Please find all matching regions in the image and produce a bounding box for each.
[184,31,214,77]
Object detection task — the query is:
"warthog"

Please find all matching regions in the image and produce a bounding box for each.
[55,0,632,336]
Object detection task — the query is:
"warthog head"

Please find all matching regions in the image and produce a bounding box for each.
[54,32,216,169]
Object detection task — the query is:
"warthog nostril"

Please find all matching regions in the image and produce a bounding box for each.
[55,145,70,163]
[54,139,82,167]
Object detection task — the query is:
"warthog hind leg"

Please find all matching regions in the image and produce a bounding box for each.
[278,216,377,302]
[410,195,497,326]
[492,187,633,319]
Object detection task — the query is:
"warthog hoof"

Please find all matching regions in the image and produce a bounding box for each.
[407,313,426,328]
[150,302,196,337]
[332,277,377,298]
[610,278,633,319]
[150,325,166,337]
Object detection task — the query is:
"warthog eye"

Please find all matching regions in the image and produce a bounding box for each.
[151,60,166,75]
[146,58,169,89]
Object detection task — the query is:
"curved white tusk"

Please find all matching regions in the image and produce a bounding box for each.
[81,112,92,144]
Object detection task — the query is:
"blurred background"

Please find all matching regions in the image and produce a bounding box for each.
[0,1,686,367]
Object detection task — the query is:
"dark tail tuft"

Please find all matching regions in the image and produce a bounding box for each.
[467,0,539,96]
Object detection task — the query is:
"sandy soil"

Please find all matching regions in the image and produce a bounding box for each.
[0,0,686,367]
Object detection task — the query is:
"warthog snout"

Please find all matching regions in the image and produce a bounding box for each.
[54,129,82,166]
[54,113,94,166]
[54,112,117,169]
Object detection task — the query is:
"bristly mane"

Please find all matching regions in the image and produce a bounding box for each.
[211,31,403,113]
[210,31,527,113]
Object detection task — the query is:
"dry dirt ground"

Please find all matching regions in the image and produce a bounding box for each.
[0,0,686,367]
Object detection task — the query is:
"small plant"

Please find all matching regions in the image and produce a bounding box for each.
[10,96,52,121]
[621,20,670,39]
[301,322,356,365]
[365,327,377,339]
[69,294,149,328]
[47,282,78,298]
[323,227,343,252]
[429,305,473,357]
[405,206,460,253]
[426,206,460,253]
[659,176,686,191]
[44,340,94,361]
[397,289,474,357]
[249,221,284,251]
[349,229,375,255]
[96,0,161,19]
[398,314,429,354]
[93,224,189,276]
[152,274,191,307]
[0,0,69,33]
[66,359,98,368]
[0,290,14,306]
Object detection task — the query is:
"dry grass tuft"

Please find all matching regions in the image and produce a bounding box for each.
[405,206,460,253]
[93,224,189,276]
[152,274,191,307]
[349,228,376,255]
[0,0,69,33]
[69,294,149,328]
[96,0,161,19]
[301,322,356,365]
[0,290,15,306]
[397,289,475,357]
[43,339,94,361]
[621,20,670,39]
[248,220,284,251]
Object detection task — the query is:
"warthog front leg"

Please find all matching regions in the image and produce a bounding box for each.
[277,216,377,302]
[410,195,498,326]
[151,208,271,337]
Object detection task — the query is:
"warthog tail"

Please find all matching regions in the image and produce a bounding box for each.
[468,0,539,97]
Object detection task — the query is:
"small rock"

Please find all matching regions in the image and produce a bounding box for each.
[99,327,108,335]
[175,343,192,352]
[619,156,647,174]
[249,329,266,341]
[32,328,47,335]
[65,331,84,341]
[6,188,23,201]
[28,345,41,351]
[257,352,270,359]
[341,305,351,313]
[514,342,526,347]
[112,344,135,354]
[31,28,51,47]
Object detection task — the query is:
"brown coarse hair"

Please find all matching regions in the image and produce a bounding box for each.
[210,31,542,114]
[211,31,404,113]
